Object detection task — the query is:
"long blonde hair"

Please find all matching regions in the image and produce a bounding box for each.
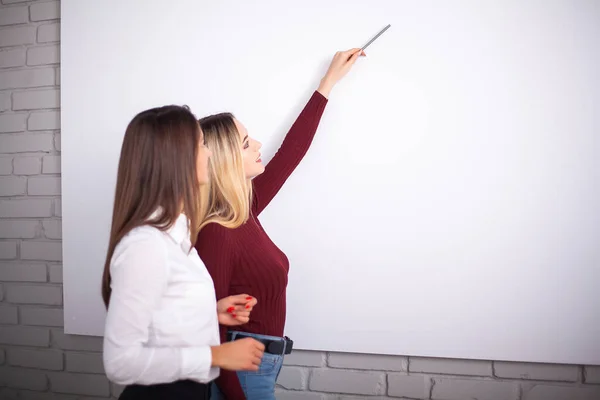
[102,105,203,308]
[198,112,252,230]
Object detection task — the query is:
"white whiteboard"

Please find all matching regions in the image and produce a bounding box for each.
[61,0,600,365]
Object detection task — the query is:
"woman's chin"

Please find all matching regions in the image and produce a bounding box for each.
[247,165,265,180]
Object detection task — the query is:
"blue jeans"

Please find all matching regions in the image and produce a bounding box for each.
[211,331,285,400]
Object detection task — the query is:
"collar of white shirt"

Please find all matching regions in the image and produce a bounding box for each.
[148,208,190,246]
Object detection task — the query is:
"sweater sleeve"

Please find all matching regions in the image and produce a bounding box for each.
[251,91,328,216]
[194,224,246,400]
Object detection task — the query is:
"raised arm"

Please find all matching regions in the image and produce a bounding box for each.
[252,48,364,215]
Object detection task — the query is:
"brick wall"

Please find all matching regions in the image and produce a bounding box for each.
[1,1,599,399]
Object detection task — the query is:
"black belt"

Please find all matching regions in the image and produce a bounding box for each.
[228,332,294,355]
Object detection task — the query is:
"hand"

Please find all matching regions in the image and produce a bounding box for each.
[211,338,265,371]
[217,294,257,326]
[318,48,365,98]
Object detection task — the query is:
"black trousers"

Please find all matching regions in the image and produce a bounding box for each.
[119,380,211,400]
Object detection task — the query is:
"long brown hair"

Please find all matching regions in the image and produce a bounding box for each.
[101,105,203,308]
[198,113,252,230]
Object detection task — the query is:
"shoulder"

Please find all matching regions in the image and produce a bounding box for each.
[195,222,238,255]
[196,222,234,242]
[112,225,169,264]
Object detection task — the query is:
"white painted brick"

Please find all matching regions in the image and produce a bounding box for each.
[0,68,55,90]
[0,198,53,217]
[410,357,492,376]
[0,113,26,132]
[42,155,60,173]
[309,369,385,395]
[48,263,61,282]
[42,219,60,239]
[0,283,3,300]
[329,352,408,372]
[0,48,26,68]
[12,391,71,400]
[13,156,41,175]
[0,176,26,195]
[277,366,307,390]
[0,220,38,238]
[53,198,61,216]
[55,66,59,85]
[27,44,59,66]
[585,366,600,384]
[0,241,17,259]
[338,397,389,400]
[0,326,50,346]
[20,306,63,326]
[7,348,63,370]
[0,388,18,400]
[495,361,579,382]
[0,157,12,174]
[19,392,84,400]
[284,350,325,367]
[66,352,104,374]
[0,305,18,324]
[0,25,36,46]
[21,240,61,261]
[0,92,10,112]
[388,373,431,399]
[0,263,46,281]
[37,22,60,43]
[4,0,37,3]
[0,132,55,153]
[274,390,326,400]
[53,132,60,150]
[28,110,60,130]
[48,372,110,396]
[0,5,28,26]
[5,284,62,304]
[51,328,103,351]
[30,1,60,21]
[28,176,61,195]
[432,378,518,400]
[0,366,48,390]
[13,89,60,110]
[524,384,600,400]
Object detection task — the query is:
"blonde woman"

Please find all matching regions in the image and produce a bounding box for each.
[101,105,265,400]
[194,49,364,399]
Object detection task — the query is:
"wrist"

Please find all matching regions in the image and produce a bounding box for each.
[317,77,334,98]
[210,346,222,368]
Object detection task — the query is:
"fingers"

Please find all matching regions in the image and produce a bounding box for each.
[228,294,251,305]
[253,339,265,351]
[229,294,258,308]
[342,47,361,56]
[247,297,258,307]
[348,50,362,63]
[235,303,253,312]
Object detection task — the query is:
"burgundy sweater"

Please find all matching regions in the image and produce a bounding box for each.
[194,91,328,399]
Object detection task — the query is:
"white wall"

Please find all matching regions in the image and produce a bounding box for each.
[61,0,600,366]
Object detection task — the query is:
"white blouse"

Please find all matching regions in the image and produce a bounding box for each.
[103,213,220,385]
